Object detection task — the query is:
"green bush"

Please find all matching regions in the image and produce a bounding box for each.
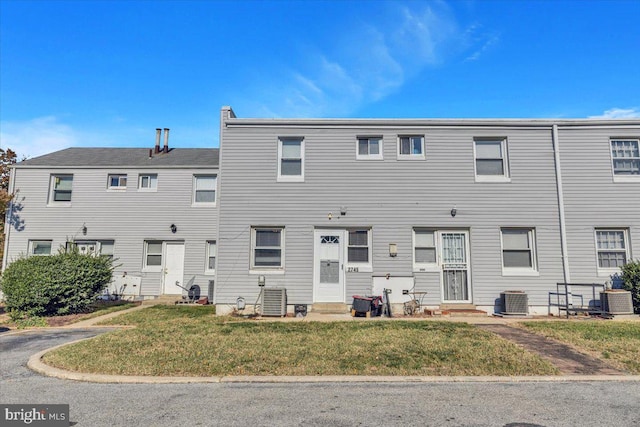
[0,252,113,319]
[620,260,640,313]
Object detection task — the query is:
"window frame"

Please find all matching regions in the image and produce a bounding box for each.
[205,240,216,274]
[500,228,539,276]
[250,227,285,272]
[143,240,163,271]
[192,175,217,206]
[28,240,53,256]
[610,138,640,182]
[398,135,426,160]
[49,174,73,205]
[67,240,115,260]
[356,137,384,160]
[473,138,510,182]
[107,174,127,190]
[277,137,305,182]
[346,228,372,271]
[594,228,630,275]
[413,228,439,271]
[138,174,158,191]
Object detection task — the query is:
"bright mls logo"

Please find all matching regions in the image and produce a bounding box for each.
[1,405,69,426]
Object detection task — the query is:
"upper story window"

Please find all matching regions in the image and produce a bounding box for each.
[357,137,383,160]
[611,139,640,180]
[107,174,127,190]
[50,174,73,203]
[501,228,538,275]
[138,174,158,191]
[474,138,510,182]
[398,136,425,160]
[193,175,217,205]
[29,240,52,256]
[347,229,372,270]
[278,137,304,182]
[595,229,629,273]
[251,227,284,270]
[413,229,437,271]
[206,240,216,273]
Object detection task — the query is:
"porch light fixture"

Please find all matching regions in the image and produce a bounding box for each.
[450,207,457,217]
[170,224,177,233]
[389,243,398,257]
[82,224,87,235]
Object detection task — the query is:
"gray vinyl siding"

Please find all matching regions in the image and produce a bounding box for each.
[5,167,218,296]
[558,126,640,284]
[217,119,564,307]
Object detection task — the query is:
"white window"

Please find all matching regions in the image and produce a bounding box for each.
[501,228,538,275]
[278,137,304,182]
[357,137,383,160]
[144,240,163,270]
[107,174,127,190]
[193,175,217,204]
[251,227,284,270]
[611,139,640,180]
[398,136,425,159]
[347,229,371,269]
[413,229,438,270]
[138,174,158,191]
[474,138,509,181]
[595,229,629,272]
[29,240,52,256]
[49,174,73,203]
[206,240,216,273]
[67,240,115,260]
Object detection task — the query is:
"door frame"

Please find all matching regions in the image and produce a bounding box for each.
[162,241,186,295]
[439,230,472,304]
[313,228,346,303]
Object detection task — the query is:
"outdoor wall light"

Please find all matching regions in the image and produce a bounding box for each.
[170,224,177,233]
[450,207,457,217]
[340,206,347,216]
[389,243,398,257]
[82,224,87,235]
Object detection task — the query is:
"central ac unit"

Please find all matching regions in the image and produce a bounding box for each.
[600,291,633,315]
[261,287,287,317]
[500,291,528,315]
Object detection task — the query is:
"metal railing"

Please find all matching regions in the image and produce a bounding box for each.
[549,283,605,318]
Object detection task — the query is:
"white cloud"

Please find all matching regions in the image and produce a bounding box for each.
[589,108,640,119]
[0,116,77,160]
[248,2,491,118]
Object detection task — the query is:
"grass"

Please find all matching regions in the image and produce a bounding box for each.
[521,321,640,374]
[43,305,559,377]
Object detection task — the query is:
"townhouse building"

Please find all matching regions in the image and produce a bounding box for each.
[3,109,639,315]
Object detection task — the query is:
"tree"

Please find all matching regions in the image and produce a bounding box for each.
[0,148,18,263]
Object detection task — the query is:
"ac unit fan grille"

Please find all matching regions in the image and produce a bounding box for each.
[262,287,287,317]
[501,292,528,315]
[600,291,633,315]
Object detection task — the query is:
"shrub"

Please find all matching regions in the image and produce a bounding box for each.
[620,260,640,313]
[0,252,113,319]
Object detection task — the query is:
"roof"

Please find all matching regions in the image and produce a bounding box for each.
[15,147,219,168]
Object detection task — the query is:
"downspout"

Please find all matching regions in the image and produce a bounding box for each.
[552,124,571,309]
[2,166,16,271]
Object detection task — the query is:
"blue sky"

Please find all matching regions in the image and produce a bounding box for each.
[1,0,639,159]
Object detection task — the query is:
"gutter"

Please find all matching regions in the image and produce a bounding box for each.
[552,124,571,298]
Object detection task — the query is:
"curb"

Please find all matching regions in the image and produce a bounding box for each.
[27,335,640,384]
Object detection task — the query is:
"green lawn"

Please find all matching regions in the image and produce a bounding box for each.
[521,321,640,374]
[43,305,559,376]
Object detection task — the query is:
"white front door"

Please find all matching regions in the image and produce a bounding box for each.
[440,231,472,303]
[163,242,185,295]
[313,230,345,302]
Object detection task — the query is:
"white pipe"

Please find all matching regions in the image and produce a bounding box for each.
[552,124,571,310]
[2,167,16,270]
